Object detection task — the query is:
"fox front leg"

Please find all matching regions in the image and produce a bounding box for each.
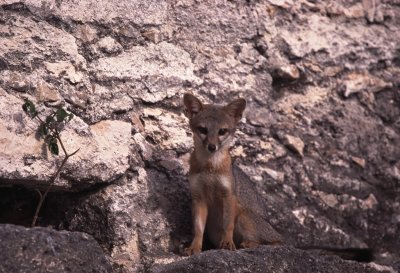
[219,194,237,251]
[185,200,208,255]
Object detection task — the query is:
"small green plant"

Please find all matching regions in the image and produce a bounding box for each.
[22,98,79,227]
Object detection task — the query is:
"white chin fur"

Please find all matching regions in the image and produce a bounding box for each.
[209,150,225,168]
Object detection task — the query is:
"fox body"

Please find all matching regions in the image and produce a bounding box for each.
[183,93,282,255]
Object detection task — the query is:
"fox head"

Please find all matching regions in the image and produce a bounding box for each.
[183,93,246,156]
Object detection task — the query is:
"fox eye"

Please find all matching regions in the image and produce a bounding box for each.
[197,126,207,135]
[218,128,228,136]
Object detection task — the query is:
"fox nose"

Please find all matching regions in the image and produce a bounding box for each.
[208,144,216,152]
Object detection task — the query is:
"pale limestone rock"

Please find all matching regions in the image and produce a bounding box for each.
[0,14,85,68]
[279,15,331,58]
[350,156,366,168]
[91,42,201,103]
[45,61,84,84]
[142,28,163,44]
[131,113,145,133]
[96,36,122,54]
[362,0,383,23]
[24,0,168,26]
[35,81,62,103]
[1,71,30,92]
[142,110,191,151]
[273,64,300,81]
[343,71,392,98]
[360,194,378,210]
[0,88,131,189]
[74,24,98,42]
[261,167,285,182]
[284,135,305,157]
[268,0,293,9]
[133,133,153,161]
[314,191,339,208]
[344,3,365,19]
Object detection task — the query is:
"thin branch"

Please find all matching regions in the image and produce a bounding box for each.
[31,128,79,227]
[34,189,43,200]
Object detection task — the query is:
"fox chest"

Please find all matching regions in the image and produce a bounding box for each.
[188,173,232,202]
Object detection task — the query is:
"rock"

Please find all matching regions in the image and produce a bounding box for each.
[45,61,84,84]
[0,224,112,273]
[0,89,131,190]
[84,83,135,122]
[0,10,86,68]
[142,28,163,43]
[23,0,169,26]
[141,110,192,152]
[63,119,132,184]
[268,0,294,9]
[152,246,382,273]
[362,0,384,23]
[342,71,392,98]
[74,24,98,42]
[279,15,331,58]
[344,3,365,19]
[272,64,300,81]
[91,42,202,103]
[283,134,305,157]
[131,113,145,133]
[247,108,273,127]
[351,156,366,168]
[360,194,378,210]
[325,2,345,16]
[261,167,285,182]
[35,80,62,103]
[1,71,30,92]
[96,36,123,54]
[314,191,339,208]
[65,166,191,272]
[133,133,154,162]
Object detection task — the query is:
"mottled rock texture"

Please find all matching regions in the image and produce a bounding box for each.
[0,0,399,272]
[0,224,113,273]
[152,246,383,273]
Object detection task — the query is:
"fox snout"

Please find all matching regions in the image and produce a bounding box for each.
[195,130,221,153]
[207,143,216,152]
[203,136,219,153]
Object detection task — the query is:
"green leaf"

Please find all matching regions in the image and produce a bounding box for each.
[56,108,68,122]
[46,115,55,124]
[48,138,59,155]
[22,99,38,119]
[39,122,48,136]
[22,103,28,113]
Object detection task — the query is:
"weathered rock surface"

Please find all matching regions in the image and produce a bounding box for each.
[0,224,112,273]
[0,0,399,272]
[0,88,131,190]
[152,246,385,273]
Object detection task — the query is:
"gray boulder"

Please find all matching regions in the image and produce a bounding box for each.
[0,224,113,273]
[152,246,383,273]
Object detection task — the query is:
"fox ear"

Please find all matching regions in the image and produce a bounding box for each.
[183,93,203,119]
[224,98,246,123]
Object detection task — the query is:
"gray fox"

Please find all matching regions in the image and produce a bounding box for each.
[183,93,282,255]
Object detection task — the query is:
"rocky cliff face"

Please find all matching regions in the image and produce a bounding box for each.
[0,0,399,272]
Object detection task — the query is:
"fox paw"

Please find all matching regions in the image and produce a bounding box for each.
[240,241,260,249]
[219,239,236,251]
[184,246,201,256]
